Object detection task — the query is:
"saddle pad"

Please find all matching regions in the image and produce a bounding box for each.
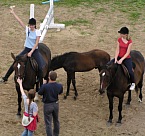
[29,58,38,72]
[121,62,135,80]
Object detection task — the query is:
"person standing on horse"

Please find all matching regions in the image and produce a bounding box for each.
[109,27,135,90]
[0,7,45,85]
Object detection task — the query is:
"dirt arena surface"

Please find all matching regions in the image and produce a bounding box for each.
[1,3,145,136]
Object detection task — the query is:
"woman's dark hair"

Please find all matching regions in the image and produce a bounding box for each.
[28,18,36,25]
[28,18,36,36]
[28,89,35,121]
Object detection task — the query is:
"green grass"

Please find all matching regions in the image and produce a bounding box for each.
[1,0,145,23]
[92,8,105,15]
[0,0,43,5]
[60,18,90,26]
[129,12,141,21]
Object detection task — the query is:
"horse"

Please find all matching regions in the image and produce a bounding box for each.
[99,50,145,126]
[11,43,51,116]
[50,49,110,100]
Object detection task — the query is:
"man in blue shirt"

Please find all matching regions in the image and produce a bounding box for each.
[38,71,63,136]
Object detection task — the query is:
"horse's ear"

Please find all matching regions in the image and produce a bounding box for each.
[11,53,16,60]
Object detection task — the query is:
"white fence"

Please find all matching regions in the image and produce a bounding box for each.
[30,0,65,43]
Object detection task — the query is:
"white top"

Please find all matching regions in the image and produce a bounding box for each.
[24,26,41,49]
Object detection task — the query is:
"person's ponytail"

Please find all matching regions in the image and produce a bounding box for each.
[126,34,131,41]
[28,99,33,121]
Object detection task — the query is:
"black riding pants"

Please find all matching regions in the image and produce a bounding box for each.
[3,47,45,83]
[108,57,135,83]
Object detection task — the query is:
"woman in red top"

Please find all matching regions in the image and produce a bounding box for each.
[110,27,135,90]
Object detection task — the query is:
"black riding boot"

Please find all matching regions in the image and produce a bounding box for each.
[1,64,14,82]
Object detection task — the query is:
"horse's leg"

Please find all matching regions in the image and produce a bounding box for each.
[64,72,71,99]
[107,94,113,126]
[16,85,22,116]
[116,96,124,125]
[138,76,143,102]
[126,90,131,105]
[34,82,39,102]
[71,72,78,100]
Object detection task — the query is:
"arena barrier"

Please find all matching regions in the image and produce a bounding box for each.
[30,0,65,43]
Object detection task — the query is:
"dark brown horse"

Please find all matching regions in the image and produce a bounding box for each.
[11,43,51,115]
[50,49,110,100]
[99,50,145,126]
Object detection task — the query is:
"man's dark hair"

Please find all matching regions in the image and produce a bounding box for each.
[49,71,57,81]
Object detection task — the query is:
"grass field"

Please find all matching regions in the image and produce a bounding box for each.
[1,0,145,25]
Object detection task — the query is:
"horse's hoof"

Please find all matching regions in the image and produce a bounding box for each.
[125,103,130,109]
[74,96,77,100]
[16,112,21,118]
[115,121,122,127]
[34,93,39,102]
[106,120,112,127]
[138,98,142,103]
[34,99,39,102]
[126,101,130,105]
[64,95,67,99]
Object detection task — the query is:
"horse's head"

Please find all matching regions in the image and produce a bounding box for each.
[11,53,28,81]
[50,54,65,70]
[99,63,117,94]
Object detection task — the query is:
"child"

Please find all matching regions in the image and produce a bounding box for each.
[17,78,38,136]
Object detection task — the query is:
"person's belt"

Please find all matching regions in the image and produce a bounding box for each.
[45,101,58,104]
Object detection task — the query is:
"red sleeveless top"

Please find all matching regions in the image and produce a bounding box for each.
[118,38,132,58]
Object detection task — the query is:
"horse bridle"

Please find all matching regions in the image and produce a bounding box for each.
[14,60,28,80]
[101,64,119,89]
[107,65,118,88]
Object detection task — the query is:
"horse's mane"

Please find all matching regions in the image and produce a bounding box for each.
[52,52,77,59]
[15,55,28,62]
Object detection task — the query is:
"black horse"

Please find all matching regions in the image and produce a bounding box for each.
[50,49,110,99]
[11,43,51,115]
[99,50,145,125]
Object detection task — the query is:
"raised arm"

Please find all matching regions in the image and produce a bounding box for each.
[10,7,25,29]
[17,78,25,96]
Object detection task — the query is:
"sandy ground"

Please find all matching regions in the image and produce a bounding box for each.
[1,3,145,136]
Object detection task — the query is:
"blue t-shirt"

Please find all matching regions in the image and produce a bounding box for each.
[38,82,63,103]
[24,26,41,49]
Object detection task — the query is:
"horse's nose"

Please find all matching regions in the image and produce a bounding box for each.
[99,89,105,95]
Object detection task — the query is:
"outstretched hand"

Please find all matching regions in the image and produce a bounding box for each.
[17,78,22,85]
[10,6,15,14]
